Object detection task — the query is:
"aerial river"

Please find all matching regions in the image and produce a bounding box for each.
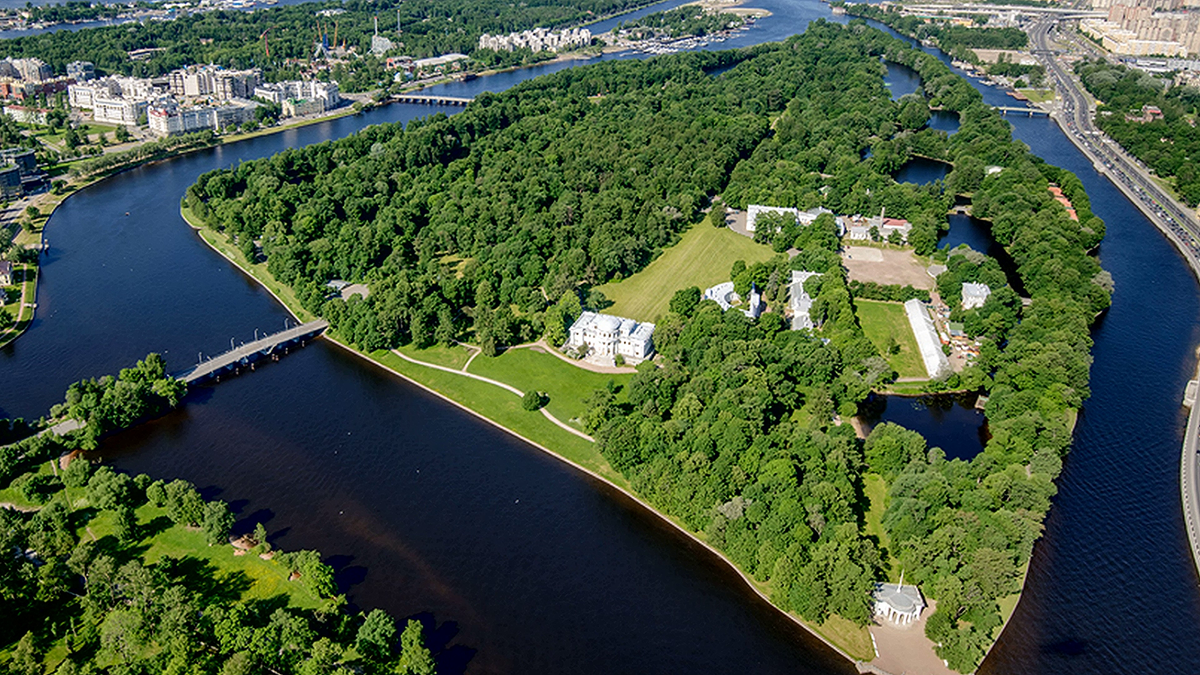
[1,0,1198,672]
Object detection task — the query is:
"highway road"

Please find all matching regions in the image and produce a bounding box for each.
[1029,19,1200,277]
[1027,19,1200,581]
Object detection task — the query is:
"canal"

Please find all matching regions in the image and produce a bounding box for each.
[1,0,1199,672]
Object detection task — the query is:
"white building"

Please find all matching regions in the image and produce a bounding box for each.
[703,281,736,311]
[904,299,951,379]
[0,259,12,286]
[566,311,655,364]
[961,282,991,310]
[93,97,148,125]
[253,80,340,113]
[746,204,800,233]
[412,54,469,72]
[0,57,53,83]
[148,98,258,136]
[3,105,48,125]
[789,270,822,331]
[282,97,326,118]
[479,27,592,53]
[872,580,925,626]
[703,281,762,318]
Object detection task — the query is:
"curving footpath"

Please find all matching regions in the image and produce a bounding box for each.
[389,348,594,442]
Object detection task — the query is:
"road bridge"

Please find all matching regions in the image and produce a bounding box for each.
[1183,377,1200,582]
[174,320,329,384]
[993,105,1049,117]
[392,94,473,106]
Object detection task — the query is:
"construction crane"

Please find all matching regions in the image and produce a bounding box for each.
[260,27,272,58]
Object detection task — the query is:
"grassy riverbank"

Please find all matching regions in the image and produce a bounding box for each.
[180,205,878,664]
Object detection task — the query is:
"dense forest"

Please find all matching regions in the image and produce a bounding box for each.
[838,3,1027,65]
[1074,59,1200,205]
[1,362,440,674]
[0,0,657,88]
[184,21,1108,672]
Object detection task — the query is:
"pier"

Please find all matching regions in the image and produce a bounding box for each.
[174,320,329,384]
[392,94,473,106]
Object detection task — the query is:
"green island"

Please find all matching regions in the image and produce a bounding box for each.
[1,359,441,675]
[178,20,1109,673]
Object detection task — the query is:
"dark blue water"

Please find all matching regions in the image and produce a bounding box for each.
[895,156,950,185]
[864,394,987,462]
[1,1,1198,673]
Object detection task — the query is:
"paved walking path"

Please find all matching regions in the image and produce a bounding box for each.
[390,349,594,442]
[1182,373,1200,582]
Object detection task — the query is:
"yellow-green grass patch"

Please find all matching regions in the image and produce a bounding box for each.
[1016,88,1055,104]
[467,347,632,428]
[855,299,925,380]
[595,224,774,322]
[863,473,902,581]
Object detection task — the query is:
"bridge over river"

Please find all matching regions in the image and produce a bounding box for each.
[174,320,329,384]
[391,94,473,106]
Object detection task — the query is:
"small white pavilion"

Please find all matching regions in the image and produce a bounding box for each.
[872,575,926,626]
[961,282,992,310]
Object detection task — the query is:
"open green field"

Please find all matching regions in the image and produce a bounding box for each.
[467,346,632,429]
[863,472,902,581]
[855,299,925,380]
[1016,88,1055,104]
[595,224,774,322]
[371,349,627,486]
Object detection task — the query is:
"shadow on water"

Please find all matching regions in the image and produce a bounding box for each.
[860,392,988,461]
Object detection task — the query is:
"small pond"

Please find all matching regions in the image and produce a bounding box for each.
[860,392,989,462]
[940,213,1029,297]
[894,156,951,185]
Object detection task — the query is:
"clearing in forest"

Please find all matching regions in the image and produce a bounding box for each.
[855,299,926,380]
[596,224,774,322]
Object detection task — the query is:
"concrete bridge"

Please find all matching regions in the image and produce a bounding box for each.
[174,320,329,384]
[993,105,1049,117]
[392,94,473,106]
[1183,377,1200,582]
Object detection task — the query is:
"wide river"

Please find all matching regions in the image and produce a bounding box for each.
[2,0,1199,672]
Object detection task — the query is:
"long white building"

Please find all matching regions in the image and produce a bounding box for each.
[904,299,950,379]
[148,97,258,136]
[566,311,654,364]
[789,270,822,330]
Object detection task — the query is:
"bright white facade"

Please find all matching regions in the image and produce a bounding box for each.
[746,204,800,233]
[566,311,655,364]
[844,208,912,242]
[703,281,736,311]
[961,282,992,310]
[93,97,148,125]
[479,27,592,53]
[789,270,822,331]
[872,582,925,626]
[904,299,951,379]
[148,98,258,136]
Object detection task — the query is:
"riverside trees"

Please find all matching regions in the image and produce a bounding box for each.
[185,22,1109,671]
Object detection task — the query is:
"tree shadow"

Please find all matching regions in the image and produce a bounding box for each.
[234,508,274,537]
[408,613,475,675]
[324,554,367,594]
[159,555,253,604]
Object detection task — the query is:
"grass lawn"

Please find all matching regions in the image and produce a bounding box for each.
[855,299,925,380]
[371,349,627,487]
[863,473,902,581]
[394,342,474,370]
[815,614,875,661]
[1016,88,1055,104]
[991,558,1030,641]
[595,224,774,322]
[467,347,632,428]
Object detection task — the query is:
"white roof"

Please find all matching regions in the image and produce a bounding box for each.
[904,299,950,379]
[962,282,991,300]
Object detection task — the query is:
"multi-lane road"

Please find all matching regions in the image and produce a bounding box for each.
[1029,20,1200,276]
[1027,19,1200,581]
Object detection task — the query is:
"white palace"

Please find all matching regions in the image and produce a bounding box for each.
[872,579,926,626]
[566,312,655,364]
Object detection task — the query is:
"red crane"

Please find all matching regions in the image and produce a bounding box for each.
[260,27,272,58]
